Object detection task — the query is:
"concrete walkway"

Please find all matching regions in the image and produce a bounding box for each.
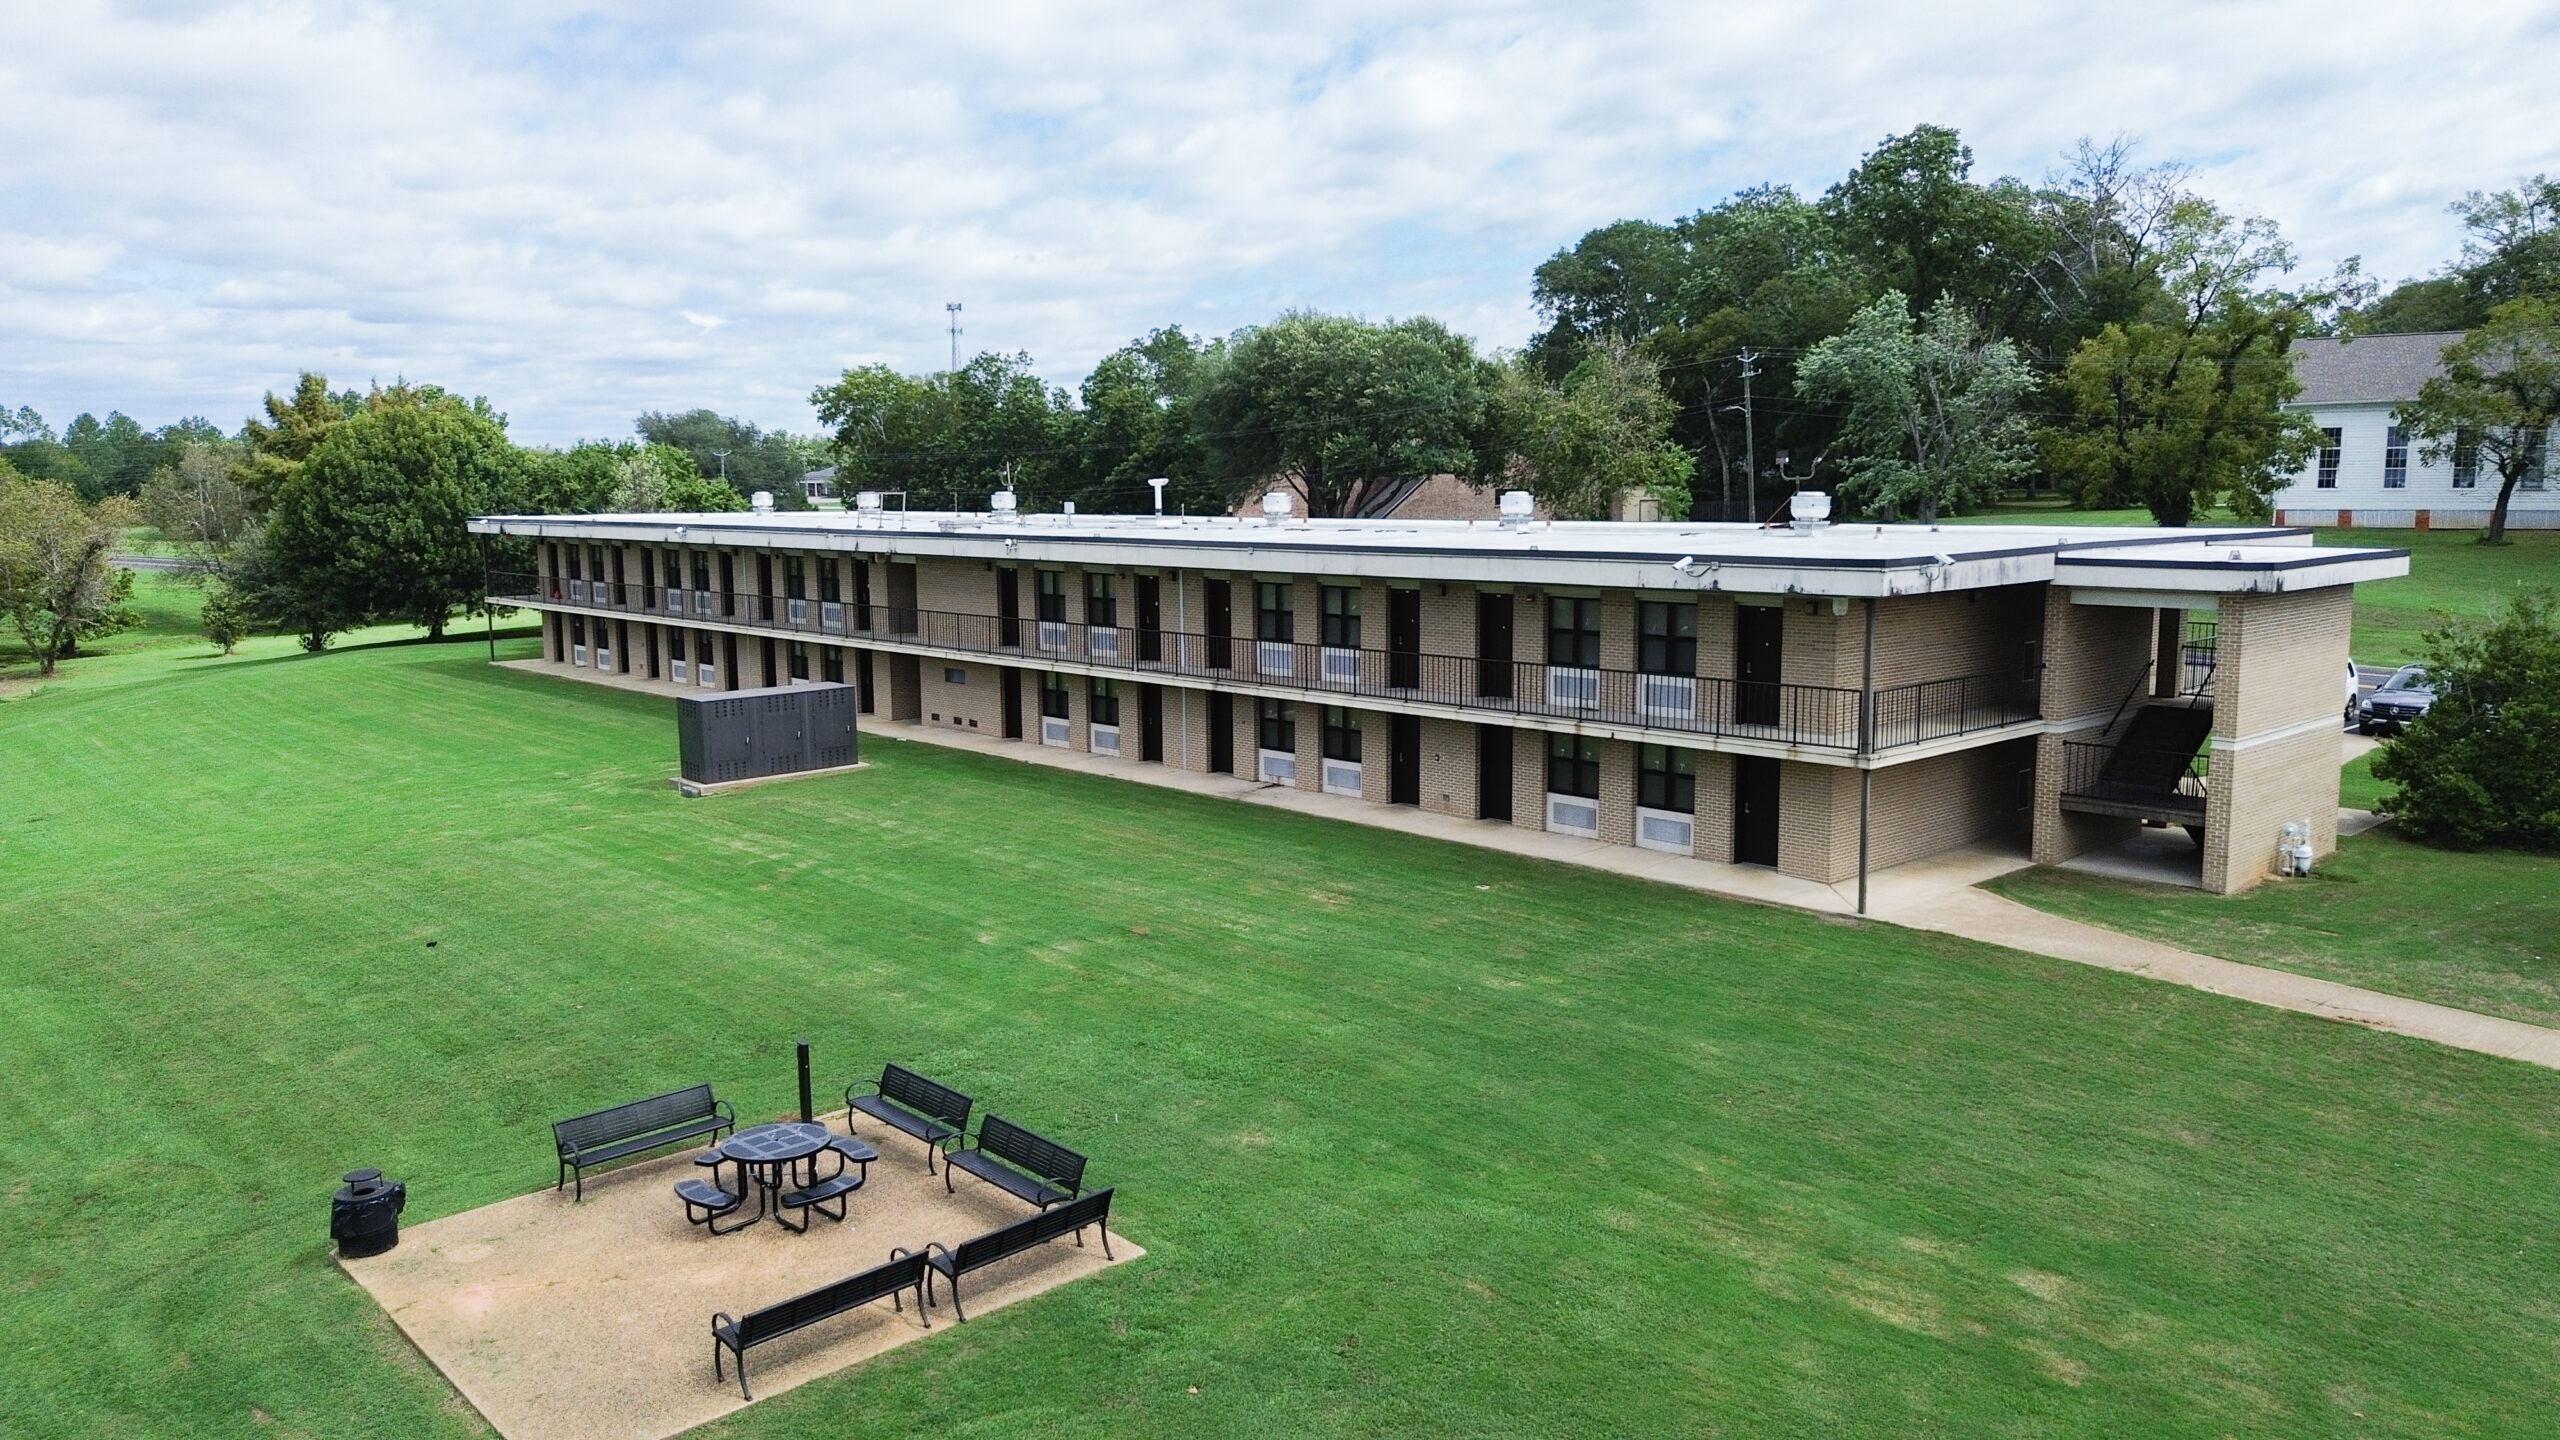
[508,661,2560,1072]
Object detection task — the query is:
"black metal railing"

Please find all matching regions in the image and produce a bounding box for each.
[2060,739,2209,819]
[492,572,2042,754]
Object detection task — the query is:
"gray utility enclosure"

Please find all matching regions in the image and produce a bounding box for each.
[677,683,860,784]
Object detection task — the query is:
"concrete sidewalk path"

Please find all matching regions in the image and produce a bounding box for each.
[506,661,2560,1072]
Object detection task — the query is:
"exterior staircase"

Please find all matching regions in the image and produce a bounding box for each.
[2060,696,2213,831]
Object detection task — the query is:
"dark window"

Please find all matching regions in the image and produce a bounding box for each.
[2527,429,2550,491]
[1086,571,1117,628]
[944,667,967,685]
[611,548,625,605]
[1638,602,1696,675]
[1321,585,1361,648]
[692,552,710,593]
[1089,677,1120,726]
[566,546,582,581]
[718,553,736,615]
[1548,597,1601,668]
[1258,697,1295,753]
[1036,570,1068,623]
[665,549,682,593]
[785,555,806,600]
[789,642,809,680]
[2383,425,2408,488]
[818,558,840,603]
[1256,582,1294,643]
[640,549,656,596]
[2316,428,2342,488]
[2454,429,2480,488]
[822,647,844,683]
[1322,706,1361,762]
[1041,672,1070,719]
[1547,733,1600,799]
[570,615,586,646]
[1638,745,1695,814]
[668,628,686,661]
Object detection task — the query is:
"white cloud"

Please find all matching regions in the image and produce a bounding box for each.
[0,0,2551,444]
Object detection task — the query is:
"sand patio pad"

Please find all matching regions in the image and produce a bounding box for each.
[338,1117,1142,1440]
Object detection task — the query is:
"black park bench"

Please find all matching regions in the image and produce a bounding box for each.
[553,1084,735,1199]
[711,1249,929,1399]
[846,1064,973,1173]
[924,1188,1115,1322]
[944,1114,1087,1210]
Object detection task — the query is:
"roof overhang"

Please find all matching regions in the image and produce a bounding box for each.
[2056,542,2408,595]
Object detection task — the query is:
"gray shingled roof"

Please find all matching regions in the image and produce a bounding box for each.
[2290,331,2459,405]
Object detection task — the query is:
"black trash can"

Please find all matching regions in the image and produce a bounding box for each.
[331,1168,407,1258]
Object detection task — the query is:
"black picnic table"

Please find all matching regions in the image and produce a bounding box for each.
[717,1122,834,1224]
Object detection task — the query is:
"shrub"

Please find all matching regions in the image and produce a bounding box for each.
[2372,588,2560,848]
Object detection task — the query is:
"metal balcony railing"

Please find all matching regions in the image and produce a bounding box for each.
[492,572,2042,755]
[2059,739,2209,822]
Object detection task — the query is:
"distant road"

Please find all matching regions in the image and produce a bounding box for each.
[111,554,186,572]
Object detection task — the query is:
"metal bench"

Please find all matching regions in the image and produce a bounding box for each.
[943,1114,1087,1210]
[553,1084,735,1199]
[711,1249,929,1399]
[924,1189,1115,1322]
[777,1170,862,1233]
[845,1064,973,1173]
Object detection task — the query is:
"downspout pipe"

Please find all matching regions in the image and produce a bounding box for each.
[1857,597,1876,916]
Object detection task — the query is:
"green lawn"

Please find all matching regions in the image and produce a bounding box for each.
[2332,526,2560,666]
[1988,832,2560,1031]
[6,636,2560,1436]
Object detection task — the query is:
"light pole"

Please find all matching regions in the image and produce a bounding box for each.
[946,302,963,371]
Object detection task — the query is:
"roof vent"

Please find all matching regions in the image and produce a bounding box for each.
[1262,490,1295,523]
[1789,490,1831,532]
[854,491,883,513]
[1498,490,1535,527]
[750,490,774,514]
[990,489,1017,517]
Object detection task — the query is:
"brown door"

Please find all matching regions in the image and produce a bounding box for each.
[1140,684,1164,761]
[1389,589,1421,689]
[1476,593,1513,698]
[1204,579,1233,670]
[1477,724,1512,820]
[1736,605,1783,728]
[1137,576,1162,663]
[1733,756,1779,866]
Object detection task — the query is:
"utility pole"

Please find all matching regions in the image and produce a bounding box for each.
[711,449,730,483]
[946,302,963,371]
[1738,348,1760,524]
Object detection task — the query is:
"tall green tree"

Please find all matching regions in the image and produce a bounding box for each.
[262,386,520,643]
[2044,202,2326,524]
[1494,345,1694,519]
[2398,296,2560,544]
[635,410,820,507]
[2370,589,2560,849]
[1075,327,1221,513]
[235,373,363,503]
[1796,292,2036,520]
[1193,311,1502,517]
[0,464,142,674]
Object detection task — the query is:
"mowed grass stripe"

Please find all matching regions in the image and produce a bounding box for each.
[2,638,2556,1438]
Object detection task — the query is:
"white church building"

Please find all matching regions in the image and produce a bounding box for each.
[2270,330,2557,529]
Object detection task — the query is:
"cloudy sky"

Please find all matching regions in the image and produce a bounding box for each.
[2,1,2554,446]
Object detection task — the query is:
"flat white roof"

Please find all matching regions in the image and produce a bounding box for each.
[470,509,2408,599]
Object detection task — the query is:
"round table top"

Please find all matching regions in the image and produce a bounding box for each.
[720,1122,833,1165]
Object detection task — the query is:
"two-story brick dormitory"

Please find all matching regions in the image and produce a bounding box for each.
[468,494,2407,899]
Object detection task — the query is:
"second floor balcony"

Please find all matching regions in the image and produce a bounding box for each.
[495,572,2040,755]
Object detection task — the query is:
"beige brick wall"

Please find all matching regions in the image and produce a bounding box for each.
[2213,588,2353,741]
[1512,728,1545,831]
[1863,739,2035,871]
[2037,587,2155,720]
[1691,749,1735,863]
[1869,586,2042,689]
[1419,717,1479,816]
[1597,738,1637,845]
[2029,732,2138,864]
[913,555,994,616]
[2198,587,2354,894]
[2203,723,2342,894]
[921,657,1000,738]
[1777,761,1858,882]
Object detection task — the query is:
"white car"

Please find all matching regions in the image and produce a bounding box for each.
[2345,660,2360,724]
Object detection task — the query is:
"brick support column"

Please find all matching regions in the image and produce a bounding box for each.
[2199,588,2352,895]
